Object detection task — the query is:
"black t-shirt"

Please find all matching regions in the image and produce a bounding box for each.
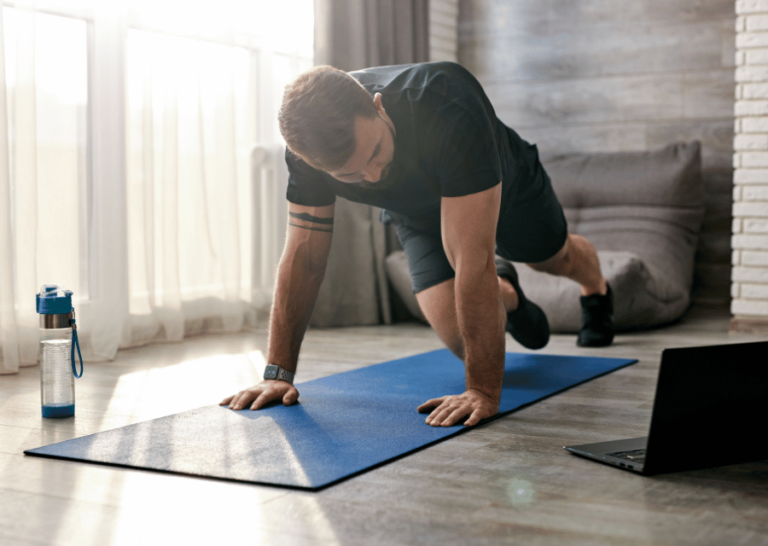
[285,62,539,228]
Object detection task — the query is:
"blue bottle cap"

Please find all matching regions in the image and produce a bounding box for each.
[36,285,73,315]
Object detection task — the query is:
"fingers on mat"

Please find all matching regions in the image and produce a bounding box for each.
[250,391,273,410]
[464,410,482,427]
[428,405,453,426]
[417,397,445,413]
[443,408,470,427]
[232,389,258,410]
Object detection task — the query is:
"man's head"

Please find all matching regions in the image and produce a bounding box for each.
[279,65,396,184]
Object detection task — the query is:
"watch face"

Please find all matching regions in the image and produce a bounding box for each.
[264,365,278,380]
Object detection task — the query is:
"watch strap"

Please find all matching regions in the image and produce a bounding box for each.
[264,364,295,384]
[275,367,294,384]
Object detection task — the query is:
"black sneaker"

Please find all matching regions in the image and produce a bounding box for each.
[495,257,550,350]
[577,284,615,347]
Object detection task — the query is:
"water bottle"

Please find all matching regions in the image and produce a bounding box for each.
[36,285,84,418]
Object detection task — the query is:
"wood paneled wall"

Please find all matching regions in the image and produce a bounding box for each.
[430,0,460,62]
[458,0,736,304]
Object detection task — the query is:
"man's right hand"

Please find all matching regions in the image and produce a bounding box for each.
[219,381,299,411]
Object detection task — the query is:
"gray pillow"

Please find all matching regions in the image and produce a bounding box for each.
[385,141,705,332]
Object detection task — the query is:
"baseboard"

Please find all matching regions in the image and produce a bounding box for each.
[730,316,768,335]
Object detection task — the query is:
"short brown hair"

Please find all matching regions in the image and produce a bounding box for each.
[278,65,378,171]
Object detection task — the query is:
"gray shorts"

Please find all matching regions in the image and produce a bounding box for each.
[391,165,568,294]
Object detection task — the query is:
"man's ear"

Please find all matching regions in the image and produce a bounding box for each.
[373,92,395,130]
[373,93,385,114]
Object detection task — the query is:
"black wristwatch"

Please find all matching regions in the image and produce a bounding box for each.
[264,364,295,384]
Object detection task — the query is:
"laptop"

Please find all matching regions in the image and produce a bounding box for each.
[564,341,768,475]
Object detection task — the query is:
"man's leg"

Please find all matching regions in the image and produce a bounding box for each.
[392,213,548,356]
[416,272,547,359]
[526,232,614,347]
[527,233,606,296]
[417,277,513,361]
[415,278,466,361]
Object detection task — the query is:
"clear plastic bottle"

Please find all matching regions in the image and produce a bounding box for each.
[37,285,81,418]
[40,327,75,417]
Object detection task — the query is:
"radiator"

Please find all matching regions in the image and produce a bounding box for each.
[250,144,289,307]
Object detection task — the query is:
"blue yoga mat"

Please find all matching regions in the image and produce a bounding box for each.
[25,350,636,490]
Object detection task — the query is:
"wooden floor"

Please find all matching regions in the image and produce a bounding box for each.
[2,305,767,546]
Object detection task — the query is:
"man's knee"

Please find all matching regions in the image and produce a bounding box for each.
[527,234,574,276]
[415,278,466,360]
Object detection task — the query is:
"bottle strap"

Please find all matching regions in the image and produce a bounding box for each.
[70,315,84,379]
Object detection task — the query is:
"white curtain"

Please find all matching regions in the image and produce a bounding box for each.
[1,1,52,374]
[0,1,312,374]
[0,6,19,374]
[125,30,253,347]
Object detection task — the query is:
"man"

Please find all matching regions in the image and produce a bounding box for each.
[221,62,614,427]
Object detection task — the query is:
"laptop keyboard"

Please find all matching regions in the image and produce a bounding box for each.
[607,449,647,463]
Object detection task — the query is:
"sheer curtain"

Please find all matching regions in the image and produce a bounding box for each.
[0,1,84,374]
[0,0,312,374]
[0,6,17,374]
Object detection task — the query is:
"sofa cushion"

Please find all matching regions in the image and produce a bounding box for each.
[385,141,705,332]
[516,250,689,332]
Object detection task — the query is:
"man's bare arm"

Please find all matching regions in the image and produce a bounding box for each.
[221,202,334,410]
[419,183,505,426]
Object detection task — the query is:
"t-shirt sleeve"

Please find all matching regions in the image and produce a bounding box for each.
[284,148,337,207]
[429,94,503,198]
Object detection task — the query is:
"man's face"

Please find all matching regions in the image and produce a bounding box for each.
[327,113,396,186]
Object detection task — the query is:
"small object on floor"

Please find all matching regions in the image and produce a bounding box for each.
[577,284,615,347]
[36,284,85,418]
[495,257,550,349]
[24,350,635,490]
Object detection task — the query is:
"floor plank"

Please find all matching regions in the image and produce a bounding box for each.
[1,305,767,545]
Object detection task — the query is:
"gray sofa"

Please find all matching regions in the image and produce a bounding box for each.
[385,141,706,332]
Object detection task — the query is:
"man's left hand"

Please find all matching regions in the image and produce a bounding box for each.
[417,389,499,427]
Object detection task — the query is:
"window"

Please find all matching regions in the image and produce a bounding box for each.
[2,0,313,360]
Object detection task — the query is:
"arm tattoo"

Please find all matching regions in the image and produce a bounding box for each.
[289,212,334,225]
[289,222,333,233]
[289,211,334,233]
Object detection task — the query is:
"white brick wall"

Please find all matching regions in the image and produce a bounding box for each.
[734,1,768,321]
[738,0,768,15]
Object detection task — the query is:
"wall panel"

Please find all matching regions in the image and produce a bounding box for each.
[459,0,736,304]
